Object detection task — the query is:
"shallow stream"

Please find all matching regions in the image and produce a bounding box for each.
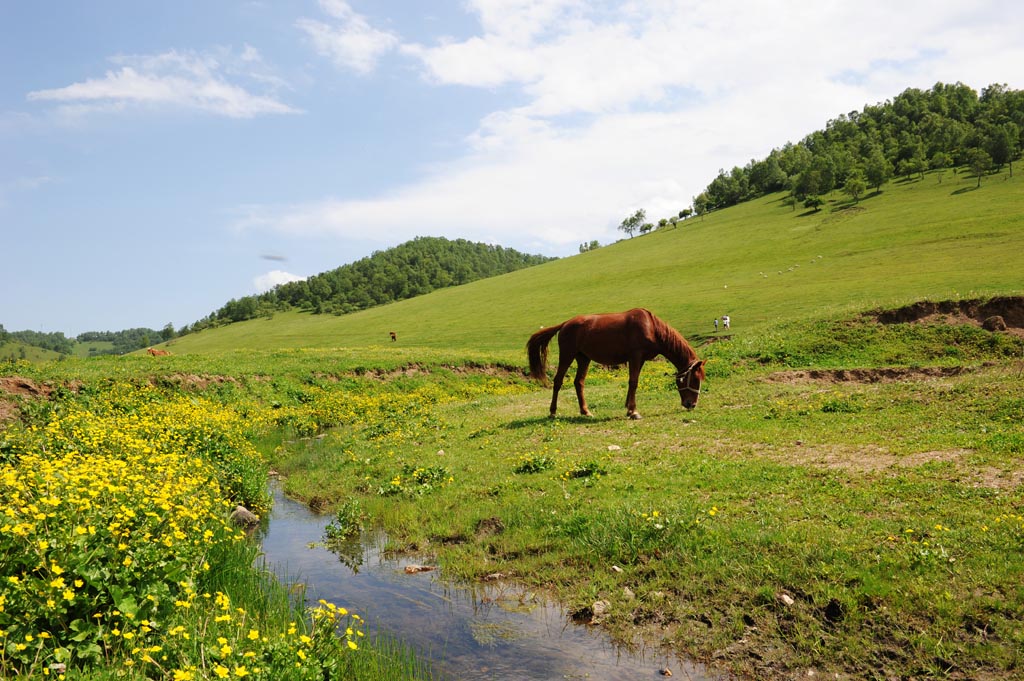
[259,482,716,680]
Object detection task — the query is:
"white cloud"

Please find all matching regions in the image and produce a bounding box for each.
[297,1,399,75]
[26,49,299,119]
[0,175,55,209]
[244,1,1024,255]
[253,270,306,293]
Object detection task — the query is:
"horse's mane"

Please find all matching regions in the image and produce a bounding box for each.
[651,312,698,366]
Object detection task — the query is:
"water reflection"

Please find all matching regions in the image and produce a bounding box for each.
[259,482,716,680]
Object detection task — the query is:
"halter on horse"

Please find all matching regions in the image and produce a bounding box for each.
[527,308,705,419]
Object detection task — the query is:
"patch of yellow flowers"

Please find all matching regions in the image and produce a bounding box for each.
[0,382,362,678]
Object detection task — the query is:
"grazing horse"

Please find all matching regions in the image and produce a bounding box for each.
[527,308,705,419]
[389,331,397,342]
[147,347,171,356]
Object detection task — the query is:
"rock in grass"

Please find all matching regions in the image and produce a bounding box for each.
[404,565,437,574]
[230,505,259,526]
[983,315,1007,332]
[590,599,610,624]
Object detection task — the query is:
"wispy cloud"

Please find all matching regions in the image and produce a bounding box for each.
[297,0,399,75]
[27,48,299,119]
[0,175,55,208]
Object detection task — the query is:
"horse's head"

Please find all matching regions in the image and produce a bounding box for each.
[675,360,705,410]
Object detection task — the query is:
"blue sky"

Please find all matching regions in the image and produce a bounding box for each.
[2,1,1022,336]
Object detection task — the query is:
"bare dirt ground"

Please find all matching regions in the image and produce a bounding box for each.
[762,365,977,384]
[872,295,1024,338]
[0,376,83,424]
[150,373,237,390]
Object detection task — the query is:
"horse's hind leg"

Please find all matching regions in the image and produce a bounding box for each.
[549,356,574,417]
[573,355,593,416]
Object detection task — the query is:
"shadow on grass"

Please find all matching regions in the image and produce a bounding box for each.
[504,414,616,429]
[951,185,980,195]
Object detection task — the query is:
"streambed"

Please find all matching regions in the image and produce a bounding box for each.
[259,481,716,680]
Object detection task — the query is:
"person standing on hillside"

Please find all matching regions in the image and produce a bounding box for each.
[722,315,730,330]
[714,318,719,332]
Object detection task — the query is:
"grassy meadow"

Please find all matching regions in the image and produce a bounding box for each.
[0,342,62,363]
[3,167,1023,679]
[163,166,1022,356]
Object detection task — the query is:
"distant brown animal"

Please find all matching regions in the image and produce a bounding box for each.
[147,348,171,356]
[389,331,397,342]
[527,308,705,420]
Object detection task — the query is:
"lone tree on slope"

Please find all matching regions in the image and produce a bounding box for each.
[618,209,646,238]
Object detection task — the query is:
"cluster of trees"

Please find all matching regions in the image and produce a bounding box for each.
[0,325,176,357]
[181,236,555,333]
[77,327,176,355]
[1,328,75,355]
[693,82,1023,213]
[616,207,696,240]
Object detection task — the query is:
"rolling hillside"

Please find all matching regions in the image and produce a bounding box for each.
[164,167,1023,357]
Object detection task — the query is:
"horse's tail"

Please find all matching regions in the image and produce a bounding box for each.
[526,324,563,385]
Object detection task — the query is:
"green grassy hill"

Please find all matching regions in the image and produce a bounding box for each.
[0,341,62,363]
[70,340,115,358]
[166,167,1023,357]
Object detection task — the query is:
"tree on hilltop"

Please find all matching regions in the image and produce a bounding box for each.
[929,152,952,182]
[864,149,893,194]
[967,147,993,187]
[618,209,646,238]
[843,172,868,202]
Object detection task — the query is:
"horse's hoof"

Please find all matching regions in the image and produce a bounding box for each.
[548,413,557,419]
[628,412,642,420]
[581,411,593,418]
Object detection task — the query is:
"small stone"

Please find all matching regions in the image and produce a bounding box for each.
[590,599,610,624]
[607,445,622,451]
[229,505,259,526]
[404,565,437,574]
[983,315,1007,332]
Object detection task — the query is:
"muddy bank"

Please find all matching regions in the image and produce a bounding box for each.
[763,365,978,384]
[872,296,1024,337]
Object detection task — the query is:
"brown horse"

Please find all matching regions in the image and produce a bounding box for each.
[527,308,705,419]
[147,348,171,356]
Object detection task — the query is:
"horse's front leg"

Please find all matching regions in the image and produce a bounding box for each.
[625,359,644,419]
[573,355,593,417]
